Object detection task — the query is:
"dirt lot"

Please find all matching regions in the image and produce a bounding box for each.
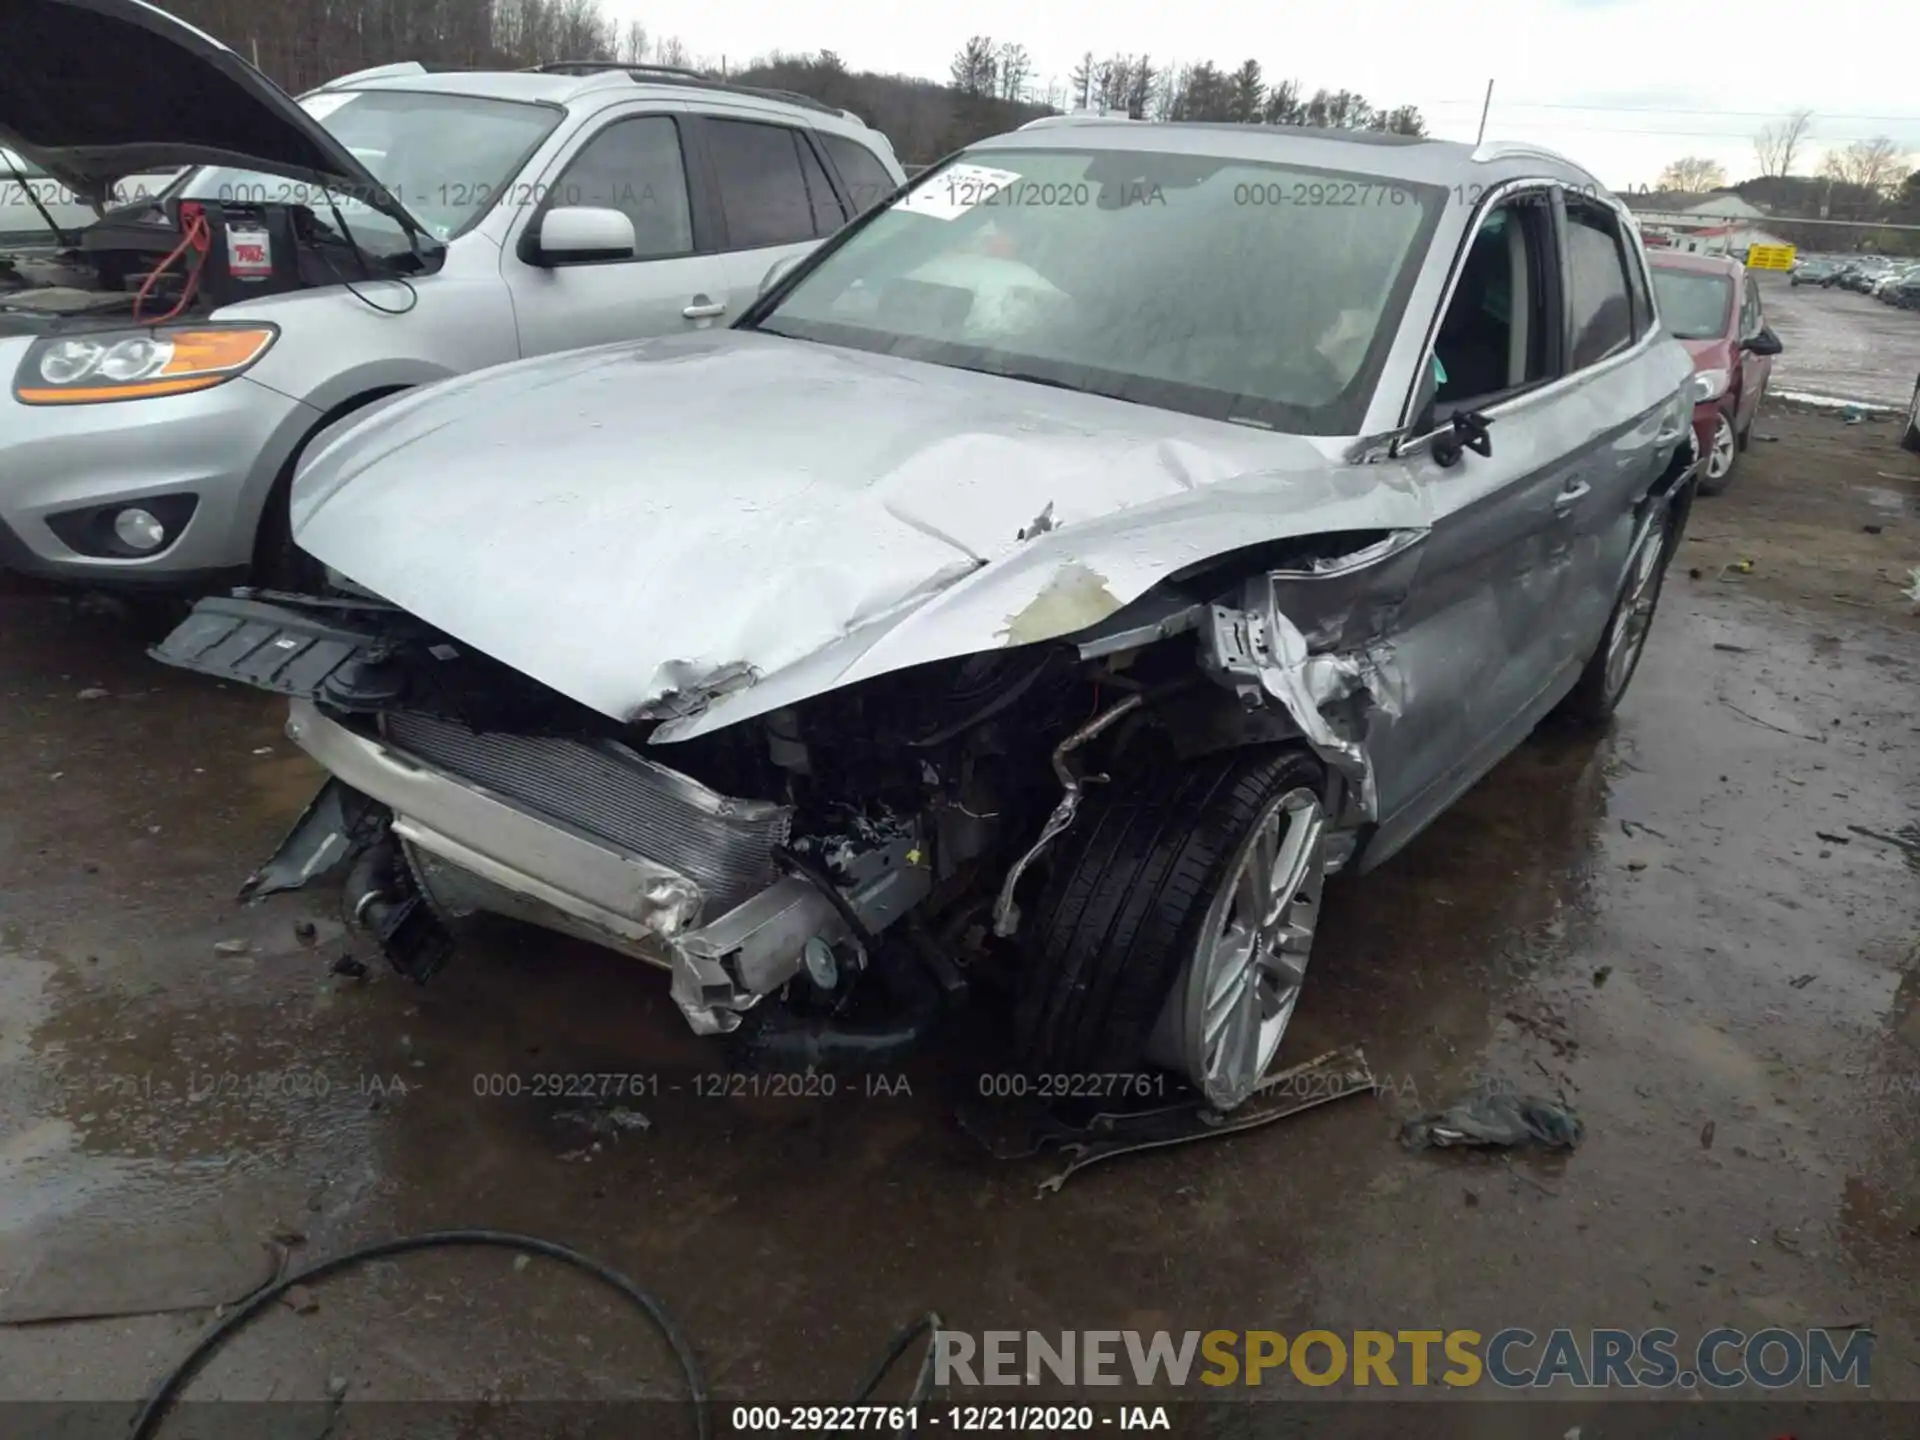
[2,300,1917,1432]
[1763,269,1920,410]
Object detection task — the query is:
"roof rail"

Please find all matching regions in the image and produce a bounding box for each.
[531,60,706,80]
[523,60,849,120]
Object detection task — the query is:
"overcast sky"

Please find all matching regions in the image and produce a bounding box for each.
[605,0,1920,191]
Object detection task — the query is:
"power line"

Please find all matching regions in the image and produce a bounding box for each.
[1471,125,1919,142]
[1417,98,1920,124]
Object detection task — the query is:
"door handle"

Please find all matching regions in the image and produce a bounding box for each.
[682,298,727,319]
[1553,479,1591,514]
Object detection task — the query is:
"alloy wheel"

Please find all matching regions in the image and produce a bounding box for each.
[1705,414,1736,482]
[1148,786,1326,1111]
[1604,519,1668,704]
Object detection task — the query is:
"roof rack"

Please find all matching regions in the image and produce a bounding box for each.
[524,60,847,120]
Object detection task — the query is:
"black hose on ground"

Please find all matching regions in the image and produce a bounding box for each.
[131,1229,704,1440]
[131,1229,946,1440]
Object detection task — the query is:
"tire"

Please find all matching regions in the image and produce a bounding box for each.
[1015,746,1328,1111]
[1695,408,1739,495]
[1556,500,1678,729]
[251,454,326,591]
[1902,378,1920,455]
[1737,384,1764,452]
[252,390,407,590]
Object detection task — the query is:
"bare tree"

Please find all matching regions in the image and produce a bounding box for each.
[550,0,614,62]
[1068,51,1096,110]
[1753,109,1813,178]
[995,42,1031,102]
[1376,104,1427,137]
[1124,56,1155,119]
[1821,136,1908,196]
[1656,156,1728,192]
[619,18,648,64]
[1227,59,1264,123]
[1303,88,1372,130]
[1262,79,1304,126]
[654,34,690,68]
[1149,63,1181,121]
[949,35,997,97]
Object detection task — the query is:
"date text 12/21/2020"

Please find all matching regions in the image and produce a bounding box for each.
[466,1070,914,1101]
[731,1405,1170,1431]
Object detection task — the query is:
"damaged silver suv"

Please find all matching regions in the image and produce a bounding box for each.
[156,120,1700,1111]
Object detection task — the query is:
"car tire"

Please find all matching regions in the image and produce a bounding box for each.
[1902,378,1920,455]
[1696,409,1739,495]
[1015,745,1328,1112]
[251,390,408,590]
[252,466,325,592]
[1555,500,1678,729]
[1737,387,1764,451]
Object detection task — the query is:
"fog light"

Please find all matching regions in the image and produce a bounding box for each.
[113,507,167,552]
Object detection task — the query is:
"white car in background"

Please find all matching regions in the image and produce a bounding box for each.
[1,147,179,248]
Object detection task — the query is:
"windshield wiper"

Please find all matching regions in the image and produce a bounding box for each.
[962,365,1086,393]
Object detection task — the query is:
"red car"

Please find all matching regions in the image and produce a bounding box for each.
[1648,252,1784,494]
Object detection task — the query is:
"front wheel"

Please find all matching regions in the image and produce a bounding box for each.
[1555,502,1677,728]
[1696,409,1739,495]
[1015,747,1329,1112]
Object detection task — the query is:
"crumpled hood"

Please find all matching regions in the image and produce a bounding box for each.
[293,329,1430,740]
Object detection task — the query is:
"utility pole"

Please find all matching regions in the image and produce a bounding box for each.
[1475,79,1494,145]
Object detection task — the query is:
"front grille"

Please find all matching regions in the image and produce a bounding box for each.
[381,712,790,915]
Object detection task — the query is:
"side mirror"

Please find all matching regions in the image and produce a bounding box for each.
[758,252,804,297]
[1743,327,1783,357]
[532,206,636,265]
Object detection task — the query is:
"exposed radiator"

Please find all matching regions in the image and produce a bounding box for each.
[381,712,790,915]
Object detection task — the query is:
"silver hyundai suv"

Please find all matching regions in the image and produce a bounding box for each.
[0,0,903,586]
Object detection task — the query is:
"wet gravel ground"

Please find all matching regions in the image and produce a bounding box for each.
[1763,271,1920,409]
[2,307,1917,1430]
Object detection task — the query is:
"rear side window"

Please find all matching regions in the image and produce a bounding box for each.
[794,134,845,234]
[1564,201,1635,368]
[706,119,818,250]
[818,133,897,215]
[550,116,694,260]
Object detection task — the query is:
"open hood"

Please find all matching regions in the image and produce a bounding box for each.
[290,331,1431,743]
[0,0,424,235]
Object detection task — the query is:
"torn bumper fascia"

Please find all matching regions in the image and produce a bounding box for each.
[283,700,934,1035]
[1201,575,1405,823]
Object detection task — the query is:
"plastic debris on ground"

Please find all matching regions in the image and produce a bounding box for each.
[1401,1090,1583,1152]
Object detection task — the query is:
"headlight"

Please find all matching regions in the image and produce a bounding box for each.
[15,325,277,405]
[1691,367,1730,403]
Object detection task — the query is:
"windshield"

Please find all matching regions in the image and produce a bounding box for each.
[182,89,561,251]
[748,147,1446,434]
[1651,268,1734,340]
